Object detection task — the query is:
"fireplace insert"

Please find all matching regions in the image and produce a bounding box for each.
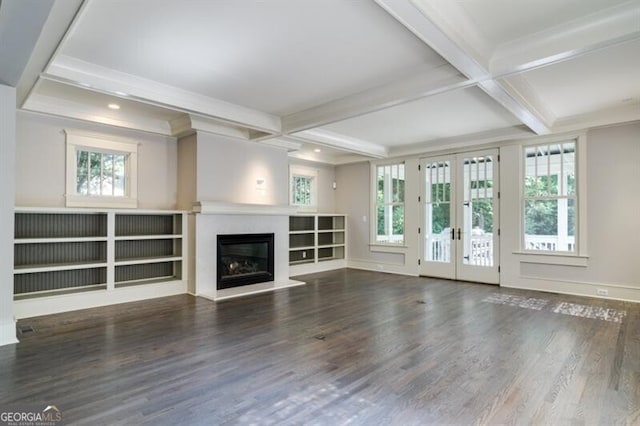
[217,233,274,289]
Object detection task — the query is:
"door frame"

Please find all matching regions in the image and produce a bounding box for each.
[419,149,500,284]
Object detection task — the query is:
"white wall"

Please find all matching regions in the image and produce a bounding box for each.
[289,158,336,213]
[335,122,640,300]
[195,131,289,206]
[15,111,178,209]
[0,85,18,346]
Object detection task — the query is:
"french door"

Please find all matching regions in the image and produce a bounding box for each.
[420,149,499,284]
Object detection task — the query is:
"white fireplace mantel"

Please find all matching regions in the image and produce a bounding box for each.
[193,201,298,215]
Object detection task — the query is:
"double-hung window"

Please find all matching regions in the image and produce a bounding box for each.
[65,130,138,208]
[374,163,405,244]
[290,165,317,211]
[523,141,577,253]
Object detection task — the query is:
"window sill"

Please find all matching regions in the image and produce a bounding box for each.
[291,205,318,213]
[513,251,589,267]
[369,244,407,253]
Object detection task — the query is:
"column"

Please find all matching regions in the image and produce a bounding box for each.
[0,84,18,346]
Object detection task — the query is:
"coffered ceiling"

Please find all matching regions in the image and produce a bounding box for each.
[4,0,640,163]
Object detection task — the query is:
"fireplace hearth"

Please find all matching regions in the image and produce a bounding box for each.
[217,233,274,290]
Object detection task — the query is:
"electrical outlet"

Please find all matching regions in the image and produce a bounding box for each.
[596,289,608,296]
[362,216,367,223]
[302,252,306,258]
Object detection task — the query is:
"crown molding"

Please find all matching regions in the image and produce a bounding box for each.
[44,55,282,134]
[388,125,534,158]
[552,103,640,134]
[258,136,302,152]
[290,128,388,158]
[169,113,271,141]
[23,86,173,135]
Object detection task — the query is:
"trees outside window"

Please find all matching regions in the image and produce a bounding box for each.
[65,130,138,208]
[375,163,405,244]
[523,142,576,252]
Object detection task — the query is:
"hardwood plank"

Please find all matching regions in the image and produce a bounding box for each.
[0,268,638,424]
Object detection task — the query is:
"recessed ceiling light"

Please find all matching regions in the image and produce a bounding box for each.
[107,103,120,110]
[314,148,321,153]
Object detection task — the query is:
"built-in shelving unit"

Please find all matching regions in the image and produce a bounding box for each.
[289,214,347,275]
[13,208,187,318]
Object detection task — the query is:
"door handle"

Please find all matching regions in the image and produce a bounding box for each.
[457,228,461,240]
[451,228,455,240]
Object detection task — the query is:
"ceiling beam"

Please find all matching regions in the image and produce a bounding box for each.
[282,64,468,134]
[0,0,55,87]
[490,1,640,76]
[43,56,282,135]
[374,0,553,135]
[15,0,83,106]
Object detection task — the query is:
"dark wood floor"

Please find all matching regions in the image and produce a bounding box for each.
[1,269,638,425]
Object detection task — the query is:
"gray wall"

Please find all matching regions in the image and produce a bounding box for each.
[196,131,289,206]
[501,122,640,298]
[335,161,404,267]
[335,122,640,298]
[289,158,336,213]
[176,133,197,210]
[15,111,178,209]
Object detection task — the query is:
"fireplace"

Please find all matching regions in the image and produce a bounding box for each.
[217,233,274,290]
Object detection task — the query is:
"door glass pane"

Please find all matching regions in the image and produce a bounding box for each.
[425,161,452,263]
[463,156,494,266]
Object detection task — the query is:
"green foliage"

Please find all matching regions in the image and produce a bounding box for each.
[76,150,126,196]
[524,176,575,236]
[429,181,493,234]
[293,176,312,205]
[377,177,405,237]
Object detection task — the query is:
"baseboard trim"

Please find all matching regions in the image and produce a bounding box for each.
[13,280,188,319]
[347,259,418,277]
[289,259,347,276]
[503,276,640,303]
[0,319,19,347]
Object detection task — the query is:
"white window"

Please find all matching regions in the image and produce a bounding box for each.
[523,140,577,253]
[374,162,405,245]
[290,165,317,211]
[65,130,138,208]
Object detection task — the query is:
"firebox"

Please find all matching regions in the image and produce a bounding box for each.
[217,233,274,289]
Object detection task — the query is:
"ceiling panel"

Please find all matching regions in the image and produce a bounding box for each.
[321,87,522,146]
[456,0,632,48]
[59,0,448,116]
[516,40,640,119]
